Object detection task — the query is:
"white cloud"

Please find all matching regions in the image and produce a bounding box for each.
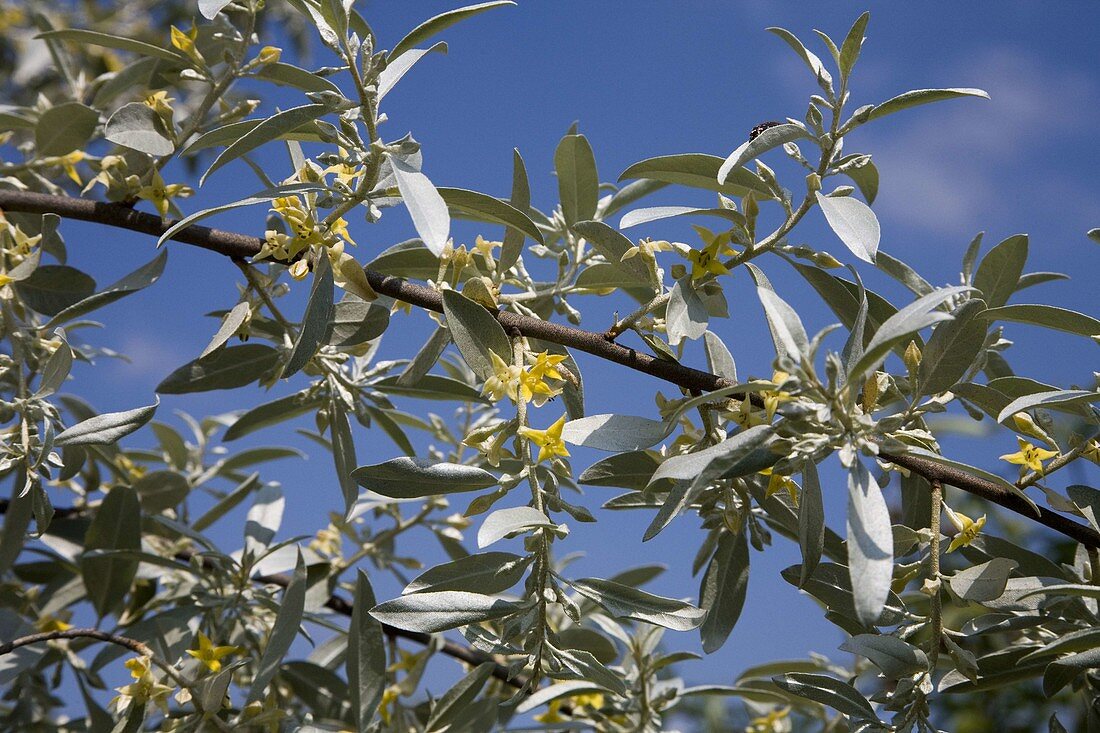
[858,47,1099,238]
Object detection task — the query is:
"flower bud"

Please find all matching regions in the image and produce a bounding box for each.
[903,340,922,373]
[806,172,822,193]
[257,46,282,65]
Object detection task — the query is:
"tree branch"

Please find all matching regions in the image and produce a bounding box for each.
[1,188,1096,552]
[0,627,153,657]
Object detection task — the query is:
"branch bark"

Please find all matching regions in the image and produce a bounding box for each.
[1,188,1096,553]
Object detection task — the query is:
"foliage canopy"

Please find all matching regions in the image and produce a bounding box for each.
[0,2,1097,731]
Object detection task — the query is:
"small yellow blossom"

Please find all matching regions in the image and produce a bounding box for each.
[474,235,501,261]
[483,351,522,403]
[1082,439,1100,465]
[686,245,730,282]
[527,351,566,381]
[170,24,204,66]
[621,237,674,262]
[944,504,986,553]
[185,631,242,672]
[112,657,173,712]
[309,523,343,557]
[760,468,799,505]
[45,151,86,185]
[762,371,793,420]
[34,612,73,633]
[1000,436,1059,474]
[144,91,175,127]
[323,148,363,189]
[137,169,193,218]
[379,686,400,725]
[288,259,310,280]
[747,706,792,733]
[519,414,570,463]
[533,699,567,724]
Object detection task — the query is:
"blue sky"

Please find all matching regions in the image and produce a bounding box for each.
[51,0,1099,708]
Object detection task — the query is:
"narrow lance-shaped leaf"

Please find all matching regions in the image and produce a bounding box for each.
[499,148,530,272]
[984,304,1100,339]
[352,457,498,499]
[370,591,524,633]
[247,552,307,703]
[846,285,973,382]
[389,1,515,60]
[348,570,385,731]
[201,104,332,185]
[973,234,1028,309]
[699,529,750,653]
[157,344,281,394]
[798,461,825,587]
[46,249,168,327]
[859,88,989,125]
[839,11,870,78]
[997,389,1100,425]
[56,399,158,447]
[846,460,892,627]
[619,153,772,198]
[390,154,450,256]
[570,577,706,632]
[81,487,142,617]
[555,133,599,226]
[773,673,878,721]
[438,187,543,244]
[330,403,359,516]
[718,123,808,185]
[477,506,555,548]
[917,299,987,396]
[766,27,833,89]
[36,29,185,63]
[756,287,810,360]
[283,255,335,378]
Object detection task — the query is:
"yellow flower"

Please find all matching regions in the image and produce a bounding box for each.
[746,706,792,733]
[112,657,173,712]
[288,259,310,280]
[170,24,204,65]
[474,235,501,261]
[34,612,73,633]
[686,245,730,282]
[379,686,399,725]
[944,504,986,553]
[621,237,673,262]
[323,148,363,189]
[762,370,793,420]
[45,151,86,185]
[4,223,42,259]
[518,369,562,407]
[483,351,522,403]
[144,91,175,127]
[533,699,567,724]
[760,468,799,505]
[571,691,604,710]
[309,524,342,557]
[185,631,242,672]
[1082,439,1100,465]
[137,170,193,218]
[999,436,1059,474]
[519,414,570,463]
[528,351,566,381]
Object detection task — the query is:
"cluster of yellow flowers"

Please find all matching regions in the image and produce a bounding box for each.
[621,226,737,284]
[258,195,355,279]
[482,350,567,407]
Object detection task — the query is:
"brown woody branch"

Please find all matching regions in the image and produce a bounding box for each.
[0,627,153,657]
[0,188,1096,553]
